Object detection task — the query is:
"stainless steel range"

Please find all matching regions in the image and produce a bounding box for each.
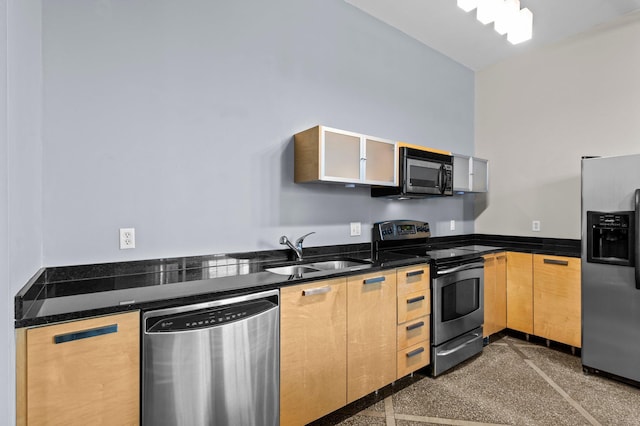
[372,221,487,376]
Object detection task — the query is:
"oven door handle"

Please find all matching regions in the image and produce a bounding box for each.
[437,332,481,356]
[436,262,484,275]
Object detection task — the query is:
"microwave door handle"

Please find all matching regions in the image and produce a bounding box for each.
[632,189,640,290]
[438,164,445,194]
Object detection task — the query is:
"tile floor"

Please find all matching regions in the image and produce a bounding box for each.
[309,333,640,426]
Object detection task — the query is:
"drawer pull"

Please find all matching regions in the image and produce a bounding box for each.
[407,295,426,304]
[406,321,425,331]
[406,269,425,277]
[364,276,385,285]
[302,286,331,296]
[54,324,118,344]
[406,347,425,358]
[543,259,569,266]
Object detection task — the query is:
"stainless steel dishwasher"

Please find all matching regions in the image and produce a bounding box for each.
[142,289,279,426]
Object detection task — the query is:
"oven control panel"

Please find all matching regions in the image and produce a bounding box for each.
[373,220,431,241]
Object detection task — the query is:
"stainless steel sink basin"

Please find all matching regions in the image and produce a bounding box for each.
[305,260,370,270]
[264,258,371,276]
[264,265,321,275]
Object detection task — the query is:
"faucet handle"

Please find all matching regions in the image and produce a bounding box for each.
[279,235,290,245]
[295,232,316,247]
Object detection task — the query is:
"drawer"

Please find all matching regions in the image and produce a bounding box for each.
[397,264,430,295]
[398,290,430,323]
[397,341,430,379]
[397,315,430,350]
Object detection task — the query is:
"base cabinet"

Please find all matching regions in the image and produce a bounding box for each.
[280,269,398,424]
[483,253,507,337]
[503,252,581,348]
[280,278,347,426]
[16,311,140,426]
[396,264,430,379]
[347,270,397,403]
[506,252,534,334]
[533,254,581,347]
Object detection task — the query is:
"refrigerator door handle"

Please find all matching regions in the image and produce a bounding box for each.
[633,189,640,290]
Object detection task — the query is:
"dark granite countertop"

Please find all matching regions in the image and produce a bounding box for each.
[15,234,580,328]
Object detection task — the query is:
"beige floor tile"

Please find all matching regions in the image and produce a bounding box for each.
[313,335,640,426]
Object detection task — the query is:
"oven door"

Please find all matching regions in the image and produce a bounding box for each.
[432,261,484,346]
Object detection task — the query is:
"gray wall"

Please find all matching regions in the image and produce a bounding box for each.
[475,12,640,239]
[1,0,9,421]
[3,0,44,422]
[41,0,475,266]
[4,0,475,421]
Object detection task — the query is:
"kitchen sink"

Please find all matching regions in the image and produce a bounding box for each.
[264,258,372,276]
[305,260,370,270]
[264,265,321,275]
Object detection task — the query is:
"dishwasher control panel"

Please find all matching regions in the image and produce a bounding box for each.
[146,299,276,332]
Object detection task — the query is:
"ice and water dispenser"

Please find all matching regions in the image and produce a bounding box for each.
[586,211,635,266]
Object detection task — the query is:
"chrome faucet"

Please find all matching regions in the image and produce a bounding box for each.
[279,232,315,261]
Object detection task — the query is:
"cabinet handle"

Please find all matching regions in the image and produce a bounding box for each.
[406,269,425,277]
[406,347,425,358]
[364,276,385,285]
[543,258,569,266]
[406,295,426,304]
[54,324,118,344]
[302,286,331,296]
[406,321,425,331]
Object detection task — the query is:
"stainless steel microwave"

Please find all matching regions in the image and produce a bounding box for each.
[371,147,453,198]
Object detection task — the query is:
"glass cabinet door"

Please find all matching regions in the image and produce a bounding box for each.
[294,125,398,186]
[471,157,489,192]
[453,154,471,192]
[452,154,489,193]
[323,129,361,181]
[364,137,397,185]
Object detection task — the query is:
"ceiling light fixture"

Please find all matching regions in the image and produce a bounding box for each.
[457,0,533,44]
[457,0,478,12]
[507,7,533,44]
[476,0,501,25]
[494,0,520,35]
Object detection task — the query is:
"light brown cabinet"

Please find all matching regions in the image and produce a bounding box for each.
[503,252,581,348]
[294,125,397,186]
[347,270,397,403]
[396,264,431,379]
[16,311,140,426]
[280,278,347,426]
[533,254,581,347]
[483,252,507,337]
[506,252,534,334]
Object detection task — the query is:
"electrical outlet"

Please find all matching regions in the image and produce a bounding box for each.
[120,228,136,249]
[450,220,456,231]
[350,222,361,237]
[532,220,541,232]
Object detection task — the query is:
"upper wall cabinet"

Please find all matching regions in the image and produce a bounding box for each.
[294,126,398,187]
[453,154,489,193]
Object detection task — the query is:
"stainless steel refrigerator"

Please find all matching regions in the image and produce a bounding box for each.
[582,154,640,383]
